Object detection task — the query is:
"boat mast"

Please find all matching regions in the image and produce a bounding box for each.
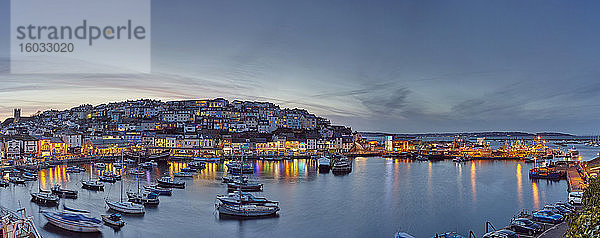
[120,151,123,203]
[239,152,243,210]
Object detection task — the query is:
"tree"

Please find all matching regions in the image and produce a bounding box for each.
[566,178,600,237]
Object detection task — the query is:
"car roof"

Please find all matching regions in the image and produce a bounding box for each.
[497,230,515,234]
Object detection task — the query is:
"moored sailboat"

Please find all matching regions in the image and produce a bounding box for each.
[41,211,102,232]
[106,151,145,215]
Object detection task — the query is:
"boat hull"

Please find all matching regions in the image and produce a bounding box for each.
[217,204,279,217]
[156,180,185,188]
[101,215,125,227]
[30,193,59,206]
[42,212,101,233]
[82,183,104,191]
[105,201,145,214]
[227,183,263,192]
[52,190,78,199]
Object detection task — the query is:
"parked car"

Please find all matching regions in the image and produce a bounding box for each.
[554,202,575,211]
[568,192,583,205]
[482,229,519,238]
[532,210,564,224]
[432,232,466,238]
[509,218,542,235]
[543,205,571,215]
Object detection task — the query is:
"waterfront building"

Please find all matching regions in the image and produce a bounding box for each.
[83,139,132,156]
[38,137,68,157]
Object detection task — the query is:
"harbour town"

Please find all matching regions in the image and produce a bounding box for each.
[0,99,599,237]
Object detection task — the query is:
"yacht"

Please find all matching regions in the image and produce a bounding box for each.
[41,211,102,232]
[217,191,279,206]
[318,156,331,172]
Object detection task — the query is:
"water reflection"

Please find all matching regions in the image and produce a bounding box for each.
[470,161,476,203]
[516,164,523,207]
[532,181,540,209]
[2,158,572,238]
[427,161,433,199]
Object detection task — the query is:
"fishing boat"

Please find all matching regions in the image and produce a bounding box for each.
[414,155,428,161]
[318,156,331,172]
[226,161,254,174]
[21,172,37,181]
[140,162,154,169]
[187,161,206,169]
[63,204,90,213]
[568,147,580,161]
[66,167,81,173]
[529,167,565,180]
[217,191,279,206]
[127,192,160,206]
[523,156,536,163]
[30,192,60,206]
[99,175,117,183]
[51,184,78,198]
[8,176,26,184]
[226,181,263,192]
[41,211,102,233]
[143,184,172,196]
[180,167,197,173]
[94,163,106,169]
[106,151,145,215]
[331,156,352,174]
[102,171,122,180]
[192,157,220,162]
[156,176,185,188]
[81,180,104,191]
[128,168,145,176]
[173,172,194,178]
[101,213,125,228]
[222,175,248,183]
[0,179,9,187]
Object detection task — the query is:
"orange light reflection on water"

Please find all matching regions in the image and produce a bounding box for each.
[532,182,540,209]
[470,161,476,203]
[516,164,523,207]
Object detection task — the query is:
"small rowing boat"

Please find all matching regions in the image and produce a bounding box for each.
[101,213,125,228]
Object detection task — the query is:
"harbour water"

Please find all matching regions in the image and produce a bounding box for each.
[0,158,577,237]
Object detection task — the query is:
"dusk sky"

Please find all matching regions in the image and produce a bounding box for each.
[1,0,600,134]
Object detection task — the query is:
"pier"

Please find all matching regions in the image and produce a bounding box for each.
[566,165,587,192]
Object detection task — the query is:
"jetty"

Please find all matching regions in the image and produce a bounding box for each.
[566,165,587,192]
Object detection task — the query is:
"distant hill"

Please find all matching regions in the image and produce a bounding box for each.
[535,132,575,137]
[359,131,575,138]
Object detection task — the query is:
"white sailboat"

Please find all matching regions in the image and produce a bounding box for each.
[106,151,145,215]
[216,154,279,217]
